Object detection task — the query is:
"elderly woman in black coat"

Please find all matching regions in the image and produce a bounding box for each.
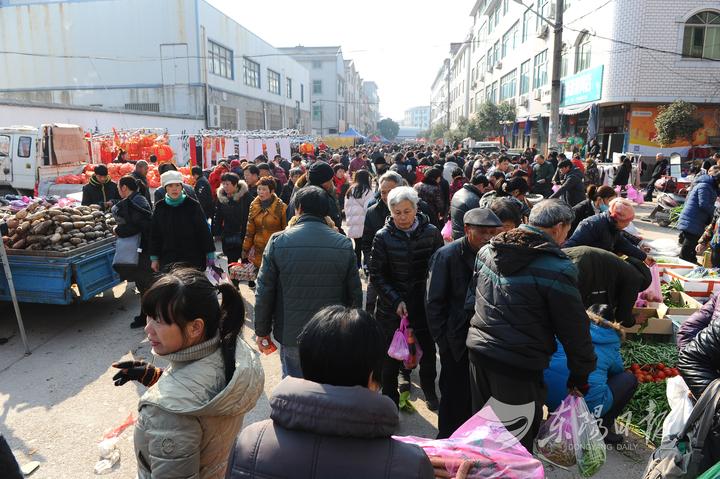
[369,186,444,409]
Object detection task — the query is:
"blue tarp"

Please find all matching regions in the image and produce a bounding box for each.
[339,128,366,138]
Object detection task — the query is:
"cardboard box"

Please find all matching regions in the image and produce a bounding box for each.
[632,306,659,324]
[657,292,703,318]
[623,317,674,335]
[655,257,697,278]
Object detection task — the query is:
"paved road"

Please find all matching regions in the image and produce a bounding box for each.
[0,205,672,478]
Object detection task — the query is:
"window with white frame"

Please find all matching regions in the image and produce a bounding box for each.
[312,105,322,121]
[243,57,260,88]
[209,40,233,79]
[500,69,517,101]
[286,77,292,99]
[268,69,281,95]
[520,60,531,94]
[533,49,548,89]
[313,80,322,94]
[522,8,534,42]
[575,32,592,72]
[536,0,550,29]
[682,11,720,60]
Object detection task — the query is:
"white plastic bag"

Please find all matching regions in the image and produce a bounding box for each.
[661,375,694,442]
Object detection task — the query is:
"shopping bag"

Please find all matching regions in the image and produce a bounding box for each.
[112,234,141,267]
[637,264,662,303]
[228,261,257,282]
[403,323,423,370]
[205,265,229,286]
[642,379,720,479]
[536,393,606,477]
[388,314,410,361]
[441,220,453,241]
[662,376,694,443]
[394,406,545,479]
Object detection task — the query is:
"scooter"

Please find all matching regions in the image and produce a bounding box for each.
[649,191,686,227]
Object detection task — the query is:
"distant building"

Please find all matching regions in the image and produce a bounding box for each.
[430,60,450,130]
[402,106,431,130]
[0,0,311,132]
[363,81,380,133]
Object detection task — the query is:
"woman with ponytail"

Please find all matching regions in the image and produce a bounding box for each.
[570,184,617,234]
[111,267,264,479]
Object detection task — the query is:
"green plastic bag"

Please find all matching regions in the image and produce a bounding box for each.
[698,460,720,479]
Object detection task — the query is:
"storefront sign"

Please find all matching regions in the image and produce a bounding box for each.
[561,66,604,107]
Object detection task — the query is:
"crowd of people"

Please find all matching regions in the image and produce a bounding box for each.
[45,142,720,478]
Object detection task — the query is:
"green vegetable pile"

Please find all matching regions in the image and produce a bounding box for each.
[662,279,686,307]
[578,444,606,477]
[620,340,679,445]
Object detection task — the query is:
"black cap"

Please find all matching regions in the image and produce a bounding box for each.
[308,161,335,185]
[463,208,502,227]
[373,156,387,165]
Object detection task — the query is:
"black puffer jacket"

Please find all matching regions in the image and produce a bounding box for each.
[679,320,720,399]
[565,212,647,261]
[149,195,215,271]
[113,192,152,252]
[212,182,250,245]
[369,213,443,330]
[467,225,596,384]
[449,184,483,240]
[81,175,120,211]
[550,166,585,206]
[193,175,214,219]
[414,182,444,228]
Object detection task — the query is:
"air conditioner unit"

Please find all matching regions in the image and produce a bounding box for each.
[471,81,477,90]
[207,104,220,128]
[487,64,494,73]
[494,61,502,70]
[532,89,542,100]
[536,25,549,39]
[479,74,485,82]
[506,98,516,107]
[541,88,552,104]
[519,95,529,107]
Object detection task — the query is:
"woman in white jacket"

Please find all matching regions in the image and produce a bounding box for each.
[344,169,374,268]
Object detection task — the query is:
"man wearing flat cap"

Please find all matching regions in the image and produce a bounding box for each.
[425,207,502,438]
[286,161,344,234]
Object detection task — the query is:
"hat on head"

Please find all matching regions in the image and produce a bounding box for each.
[230,159,241,168]
[608,198,635,222]
[308,161,335,185]
[161,170,183,188]
[94,164,108,176]
[373,156,387,165]
[463,208,502,227]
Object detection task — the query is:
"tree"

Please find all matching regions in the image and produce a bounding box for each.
[445,116,469,144]
[430,123,448,140]
[473,102,501,137]
[377,118,400,140]
[653,100,704,147]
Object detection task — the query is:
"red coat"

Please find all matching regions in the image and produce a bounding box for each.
[209,166,229,199]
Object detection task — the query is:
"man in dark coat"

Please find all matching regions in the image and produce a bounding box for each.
[531,154,555,197]
[192,166,214,219]
[644,153,669,201]
[82,164,120,211]
[255,186,362,378]
[130,160,152,206]
[565,206,649,262]
[449,173,491,240]
[550,159,585,206]
[467,199,596,451]
[564,246,652,327]
[426,208,502,438]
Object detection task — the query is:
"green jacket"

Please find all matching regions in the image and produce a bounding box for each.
[134,335,264,479]
[254,215,363,346]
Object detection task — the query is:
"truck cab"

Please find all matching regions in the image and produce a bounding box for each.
[0,125,39,194]
[0,124,90,196]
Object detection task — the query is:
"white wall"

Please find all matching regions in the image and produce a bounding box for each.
[0,103,203,134]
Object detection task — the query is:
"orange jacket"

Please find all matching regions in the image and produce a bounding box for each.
[243,194,288,268]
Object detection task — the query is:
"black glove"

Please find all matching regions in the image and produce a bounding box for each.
[567,375,590,396]
[112,360,162,387]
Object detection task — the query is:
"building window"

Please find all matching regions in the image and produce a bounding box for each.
[533,49,548,89]
[479,56,486,78]
[312,104,322,121]
[575,32,592,72]
[502,0,509,15]
[286,77,292,99]
[522,8,533,42]
[486,82,497,103]
[493,41,500,65]
[337,79,344,96]
[268,69,281,95]
[208,40,233,79]
[312,60,322,69]
[301,83,305,102]
[502,22,519,58]
[243,57,260,88]
[520,60,531,94]
[500,69,517,101]
[682,11,720,60]
[561,48,570,77]
[313,80,322,94]
[536,0,549,29]
[487,48,494,69]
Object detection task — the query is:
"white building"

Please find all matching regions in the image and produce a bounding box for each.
[278,46,347,136]
[403,106,431,130]
[447,0,720,157]
[430,60,450,130]
[449,40,472,129]
[363,81,380,133]
[0,0,311,133]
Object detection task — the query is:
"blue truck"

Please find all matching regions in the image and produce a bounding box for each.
[0,238,121,305]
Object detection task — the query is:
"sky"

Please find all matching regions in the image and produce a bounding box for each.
[207,0,473,121]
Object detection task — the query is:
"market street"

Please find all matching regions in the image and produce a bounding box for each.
[0,204,674,479]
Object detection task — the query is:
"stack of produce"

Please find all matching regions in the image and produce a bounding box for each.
[1,201,116,253]
[620,340,679,445]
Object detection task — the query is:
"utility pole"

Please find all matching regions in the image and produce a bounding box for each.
[446,61,451,131]
[548,0,564,153]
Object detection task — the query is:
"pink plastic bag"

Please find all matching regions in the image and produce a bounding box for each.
[441,220,453,241]
[552,184,561,193]
[626,185,644,205]
[394,406,545,478]
[388,315,410,361]
[638,264,662,303]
